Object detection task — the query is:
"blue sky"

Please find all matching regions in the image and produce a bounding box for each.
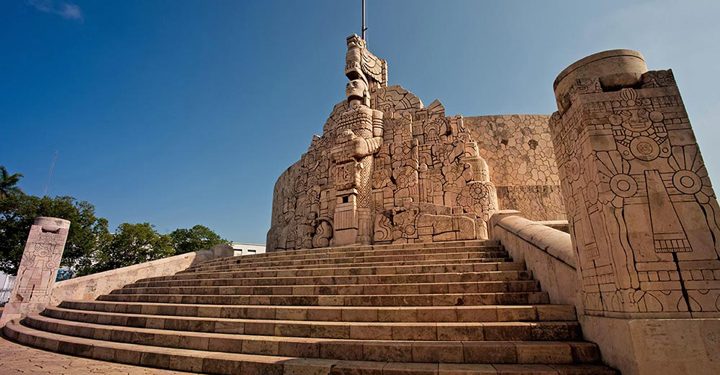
[2,0,719,243]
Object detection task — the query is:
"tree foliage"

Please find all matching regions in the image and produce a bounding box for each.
[91,223,174,273]
[0,165,227,276]
[0,166,23,199]
[169,225,226,254]
[0,194,110,275]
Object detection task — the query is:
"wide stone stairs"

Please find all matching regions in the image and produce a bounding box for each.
[2,240,617,374]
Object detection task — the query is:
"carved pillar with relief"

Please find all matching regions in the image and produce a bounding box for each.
[0,217,70,326]
[551,49,720,318]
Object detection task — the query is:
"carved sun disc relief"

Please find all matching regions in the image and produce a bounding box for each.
[673,170,703,195]
[610,174,638,198]
[630,136,661,161]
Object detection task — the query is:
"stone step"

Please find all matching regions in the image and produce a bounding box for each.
[2,321,618,374]
[31,312,582,342]
[176,256,513,277]
[26,313,599,364]
[192,244,504,270]
[140,261,526,284]
[113,280,540,296]
[182,251,510,273]
[128,270,535,288]
[192,247,505,265]
[58,301,577,322]
[97,291,550,306]
[194,240,500,267]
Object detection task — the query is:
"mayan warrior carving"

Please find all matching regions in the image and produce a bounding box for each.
[267,35,563,250]
[551,50,720,318]
[0,217,70,325]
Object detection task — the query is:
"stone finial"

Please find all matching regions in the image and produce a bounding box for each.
[0,217,71,326]
[345,34,387,88]
[553,49,647,114]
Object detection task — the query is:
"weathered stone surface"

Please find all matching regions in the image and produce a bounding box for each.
[0,217,70,326]
[0,335,185,374]
[464,116,565,221]
[267,36,562,251]
[550,49,720,318]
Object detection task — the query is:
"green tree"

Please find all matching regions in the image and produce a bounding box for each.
[0,166,23,199]
[0,194,110,275]
[92,223,174,273]
[169,225,226,254]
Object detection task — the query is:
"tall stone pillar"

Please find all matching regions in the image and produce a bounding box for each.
[550,50,720,318]
[0,217,70,326]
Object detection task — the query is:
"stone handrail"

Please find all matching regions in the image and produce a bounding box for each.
[49,244,234,306]
[489,210,581,308]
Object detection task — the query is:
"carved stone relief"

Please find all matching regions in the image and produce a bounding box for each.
[268,35,564,251]
[551,50,720,318]
[0,217,70,325]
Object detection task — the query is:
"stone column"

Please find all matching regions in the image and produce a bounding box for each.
[0,217,70,326]
[550,50,720,319]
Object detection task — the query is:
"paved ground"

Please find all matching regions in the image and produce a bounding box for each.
[0,335,190,374]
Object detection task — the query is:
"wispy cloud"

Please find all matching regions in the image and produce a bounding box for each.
[28,0,84,22]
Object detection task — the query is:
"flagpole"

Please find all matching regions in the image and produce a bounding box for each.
[362,0,367,41]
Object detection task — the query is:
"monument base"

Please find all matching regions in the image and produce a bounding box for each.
[580,315,720,375]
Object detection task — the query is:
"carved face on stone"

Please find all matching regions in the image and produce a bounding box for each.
[346,79,368,102]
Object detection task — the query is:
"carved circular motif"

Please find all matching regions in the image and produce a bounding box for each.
[672,170,703,195]
[649,110,664,123]
[629,136,660,161]
[610,174,638,198]
[566,159,580,181]
[586,182,599,204]
[609,114,623,126]
[468,183,489,201]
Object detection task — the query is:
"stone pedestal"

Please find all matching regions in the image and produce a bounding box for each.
[0,217,70,326]
[333,189,360,246]
[580,316,720,375]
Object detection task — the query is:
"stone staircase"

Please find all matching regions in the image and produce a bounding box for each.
[2,240,617,374]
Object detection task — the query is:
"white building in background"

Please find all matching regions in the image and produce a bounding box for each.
[230,242,265,256]
[0,272,16,304]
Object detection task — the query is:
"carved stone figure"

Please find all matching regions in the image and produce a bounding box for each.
[267,35,561,251]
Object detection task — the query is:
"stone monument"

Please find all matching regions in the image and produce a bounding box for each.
[0,217,70,326]
[267,35,564,251]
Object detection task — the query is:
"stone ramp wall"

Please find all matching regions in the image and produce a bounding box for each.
[489,210,720,375]
[49,244,234,305]
[489,211,578,308]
